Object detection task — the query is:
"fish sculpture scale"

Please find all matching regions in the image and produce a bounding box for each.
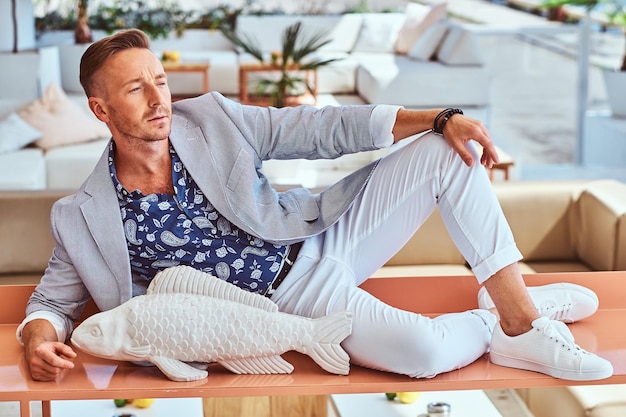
[71,265,353,381]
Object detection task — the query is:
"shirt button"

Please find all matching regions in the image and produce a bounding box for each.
[181,202,187,207]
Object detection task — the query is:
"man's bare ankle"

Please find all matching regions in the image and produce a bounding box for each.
[499,318,535,337]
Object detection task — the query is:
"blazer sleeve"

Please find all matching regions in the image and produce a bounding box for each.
[25,196,94,340]
[180,92,387,161]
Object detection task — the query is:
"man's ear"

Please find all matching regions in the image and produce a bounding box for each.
[89,97,109,123]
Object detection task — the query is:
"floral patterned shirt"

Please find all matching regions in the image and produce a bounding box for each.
[108,143,288,296]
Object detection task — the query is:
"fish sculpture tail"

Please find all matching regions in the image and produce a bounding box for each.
[302,311,353,375]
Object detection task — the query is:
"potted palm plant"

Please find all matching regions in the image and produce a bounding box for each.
[222,21,339,107]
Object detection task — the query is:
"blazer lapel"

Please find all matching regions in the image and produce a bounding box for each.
[169,114,217,195]
[80,150,133,304]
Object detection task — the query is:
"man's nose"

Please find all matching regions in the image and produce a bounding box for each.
[147,84,167,106]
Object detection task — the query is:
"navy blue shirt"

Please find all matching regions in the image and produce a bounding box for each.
[108,143,288,296]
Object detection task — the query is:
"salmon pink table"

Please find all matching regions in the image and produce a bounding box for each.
[2,272,625,417]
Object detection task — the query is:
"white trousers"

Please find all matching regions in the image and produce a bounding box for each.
[271,133,523,378]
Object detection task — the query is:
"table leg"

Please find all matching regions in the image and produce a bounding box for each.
[19,400,30,417]
[312,69,318,105]
[42,400,52,417]
[239,69,248,103]
[203,70,209,94]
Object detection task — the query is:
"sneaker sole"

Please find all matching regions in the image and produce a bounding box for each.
[489,351,613,381]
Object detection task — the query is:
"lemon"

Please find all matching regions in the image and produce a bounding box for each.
[132,398,156,408]
[396,392,421,404]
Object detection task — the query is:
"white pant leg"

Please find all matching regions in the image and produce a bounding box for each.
[272,133,516,377]
[272,254,495,378]
[327,132,522,284]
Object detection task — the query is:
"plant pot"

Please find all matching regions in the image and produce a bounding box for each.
[602,69,626,118]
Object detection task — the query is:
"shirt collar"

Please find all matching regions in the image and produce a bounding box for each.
[108,141,179,203]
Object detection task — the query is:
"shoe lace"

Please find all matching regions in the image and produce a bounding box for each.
[538,302,572,322]
[539,320,584,355]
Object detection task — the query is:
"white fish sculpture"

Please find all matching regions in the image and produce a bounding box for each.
[71,265,353,381]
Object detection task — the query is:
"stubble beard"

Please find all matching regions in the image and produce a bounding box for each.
[110,106,172,144]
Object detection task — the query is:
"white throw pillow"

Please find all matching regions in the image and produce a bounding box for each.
[407,20,449,61]
[352,13,405,53]
[18,82,110,150]
[0,113,42,155]
[395,2,448,55]
[436,25,485,66]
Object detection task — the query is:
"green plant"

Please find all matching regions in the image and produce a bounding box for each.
[222,21,340,107]
[89,0,190,39]
[185,5,243,31]
[541,0,626,70]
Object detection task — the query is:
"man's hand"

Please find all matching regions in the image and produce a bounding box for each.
[392,108,500,168]
[22,319,76,381]
[441,113,499,168]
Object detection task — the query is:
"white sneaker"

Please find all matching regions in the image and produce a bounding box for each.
[478,283,598,323]
[490,317,613,381]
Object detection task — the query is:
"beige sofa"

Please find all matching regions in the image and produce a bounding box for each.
[375,179,626,278]
[2,179,626,417]
[3,178,625,283]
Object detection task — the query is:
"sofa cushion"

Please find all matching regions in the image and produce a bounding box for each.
[314,52,359,94]
[494,181,585,262]
[351,13,405,53]
[355,53,490,106]
[407,20,449,61]
[395,2,447,54]
[383,208,466,267]
[309,14,364,53]
[576,179,626,270]
[0,148,46,190]
[235,15,363,54]
[521,385,626,417]
[18,83,110,150]
[0,113,41,155]
[45,138,109,190]
[436,24,484,66]
[522,261,592,273]
[0,191,67,274]
[373,264,473,278]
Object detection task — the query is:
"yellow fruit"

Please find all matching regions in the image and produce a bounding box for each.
[396,392,421,404]
[132,398,155,408]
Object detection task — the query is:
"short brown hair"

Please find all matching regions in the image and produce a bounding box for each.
[80,29,151,97]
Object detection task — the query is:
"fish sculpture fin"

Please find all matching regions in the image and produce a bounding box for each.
[219,355,295,374]
[121,343,152,361]
[150,356,209,382]
[300,311,353,375]
[148,265,278,312]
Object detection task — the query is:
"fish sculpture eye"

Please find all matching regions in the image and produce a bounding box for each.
[90,326,103,337]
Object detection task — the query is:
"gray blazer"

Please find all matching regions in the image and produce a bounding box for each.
[27,92,385,333]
